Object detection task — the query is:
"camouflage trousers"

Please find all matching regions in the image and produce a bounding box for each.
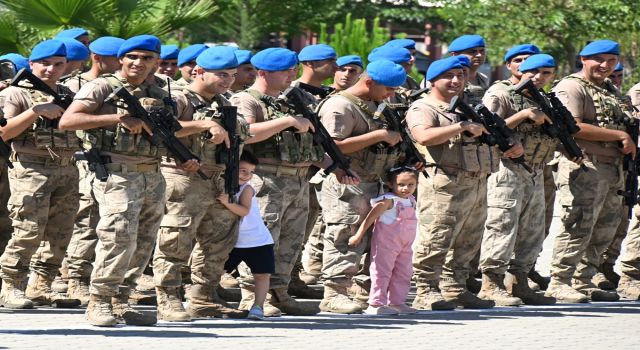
[153,170,239,288]
[620,204,640,279]
[543,162,557,238]
[65,161,99,279]
[0,157,79,281]
[238,170,309,290]
[601,206,630,264]
[550,157,623,284]
[303,175,325,267]
[320,174,380,286]
[90,167,165,297]
[413,171,487,289]
[480,161,546,275]
[0,157,11,256]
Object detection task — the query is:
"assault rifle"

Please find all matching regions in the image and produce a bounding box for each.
[0,117,12,168]
[297,82,335,99]
[374,103,429,177]
[10,68,74,129]
[265,86,355,177]
[513,78,587,171]
[617,96,640,219]
[105,87,208,180]
[215,106,240,202]
[449,96,532,172]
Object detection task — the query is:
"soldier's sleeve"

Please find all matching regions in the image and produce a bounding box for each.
[482,88,510,119]
[406,101,436,131]
[318,96,355,140]
[73,79,112,113]
[1,87,29,119]
[628,84,640,108]
[230,92,262,123]
[552,78,586,121]
[173,93,191,121]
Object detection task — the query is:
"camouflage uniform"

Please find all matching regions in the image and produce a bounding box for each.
[0,156,10,256]
[407,95,498,309]
[547,75,627,301]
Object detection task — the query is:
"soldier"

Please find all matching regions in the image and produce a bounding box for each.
[229,50,257,93]
[546,39,630,303]
[449,34,490,106]
[230,48,356,317]
[0,40,80,309]
[152,45,252,322]
[55,27,91,48]
[61,36,125,306]
[317,60,406,314]
[384,38,421,91]
[478,53,558,306]
[368,45,414,104]
[58,38,90,76]
[175,44,208,86]
[293,44,338,97]
[59,35,175,326]
[157,45,179,80]
[330,55,363,91]
[610,62,624,89]
[408,57,523,310]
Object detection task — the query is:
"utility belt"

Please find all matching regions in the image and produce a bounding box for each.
[256,164,309,178]
[104,162,160,174]
[161,166,224,181]
[587,153,623,166]
[426,163,487,179]
[11,152,75,167]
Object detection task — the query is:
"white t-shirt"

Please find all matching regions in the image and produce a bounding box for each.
[370,192,416,225]
[235,183,275,248]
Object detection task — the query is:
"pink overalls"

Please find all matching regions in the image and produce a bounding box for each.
[368,194,417,307]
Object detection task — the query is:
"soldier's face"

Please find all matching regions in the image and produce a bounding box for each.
[310,58,338,79]
[506,54,531,78]
[367,80,396,101]
[234,64,257,87]
[334,64,362,89]
[157,59,178,79]
[432,69,464,97]
[120,50,158,81]
[458,47,486,69]
[97,54,121,74]
[610,70,623,88]
[581,54,618,83]
[65,60,84,75]
[264,68,296,91]
[521,67,555,89]
[29,56,67,83]
[201,68,237,94]
[179,61,197,82]
[75,35,90,48]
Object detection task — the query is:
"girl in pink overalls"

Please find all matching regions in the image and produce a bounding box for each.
[348,166,418,315]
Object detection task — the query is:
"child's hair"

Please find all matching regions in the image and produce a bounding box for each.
[386,165,419,184]
[240,150,259,166]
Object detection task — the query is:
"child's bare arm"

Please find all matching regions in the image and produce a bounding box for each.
[217,186,253,217]
[348,198,393,247]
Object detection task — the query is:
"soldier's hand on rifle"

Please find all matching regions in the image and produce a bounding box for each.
[503,142,525,159]
[290,116,315,133]
[334,168,360,185]
[33,103,64,120]
[207,123,230,148]
[529,108,552,125]
[119,115,153,135]
[460,121,487,138]
[620,134,637,159]
[180,158,201,173]
[382,130,402,146]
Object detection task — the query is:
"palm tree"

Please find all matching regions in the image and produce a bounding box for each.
[0,0,218,55]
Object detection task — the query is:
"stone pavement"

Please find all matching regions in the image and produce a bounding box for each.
[1,207,640,349]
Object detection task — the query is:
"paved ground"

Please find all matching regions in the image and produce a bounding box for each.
[1,207,639,349]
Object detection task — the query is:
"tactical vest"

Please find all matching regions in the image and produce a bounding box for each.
[336,92,402,178]
[16,85,78,151]
[59,71,90,89]
[184,90,249,166]
[464,74,490,107]
[81,74,170,158]
[413,99,498,173]
[497,80,557,167]
[243,89,324,164]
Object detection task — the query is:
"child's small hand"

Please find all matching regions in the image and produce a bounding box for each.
[217,193,229,204]
[348,235,362,247]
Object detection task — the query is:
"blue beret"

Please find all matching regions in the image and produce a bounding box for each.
[251,48,298,71]
[117,34,161,58]
[160,45,179,60]
[196,46,238,70]
[368,46,411,64]
[178,44,207,66]
[55,27,88,40]
[366,60,406,87]
[58,38,89,61]
[235,50,253,65]
[0,53,30,72]
[456,55,471,68]
[614,62,623,72]
[449,34,485,52]
[89,36,125,56]
[519,54,556,72]
[385,38,416,50]
[504,44,540,62]
[29,39,67,62]
[298,44,336,62]
[427,56,463,81]
[336,55,363,67]
[580,39,619,56]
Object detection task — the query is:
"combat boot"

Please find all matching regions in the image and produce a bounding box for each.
[599,262,620,287]
[465,276,481,294]
[347,282,370,309]
[86,294,116,327]
[477,273,523,306]
[544,279,588,303]
[442,287,495,309]
[572,277,619,302]
[300,256,322,285]
[25,274,80,308]
[238,286,281,317]
[0,279,33,309]
[319,282,362,314]
[156,287,191,322]
[220,273,239,289]
[216,284,241,302]
[411,283,455,311]
[528,266,549,290]
[51,275,68,294]
[187,283,247,319]
[617,276,640,300]
[67,278,91,307]
[591,272,615,291]
[112,289,157,326]
[288,262,323,299]
[269,288,319,316]
[505,271,555,305]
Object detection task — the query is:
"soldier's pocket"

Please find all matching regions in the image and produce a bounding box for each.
[158,215,193,252]
[7,192,37,223]
[430,172,456,190]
